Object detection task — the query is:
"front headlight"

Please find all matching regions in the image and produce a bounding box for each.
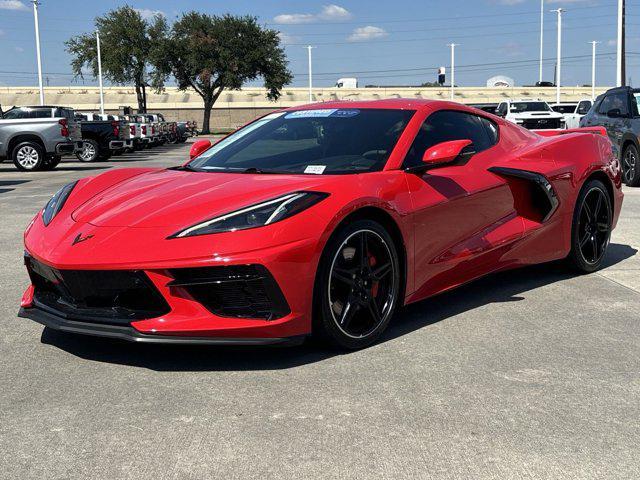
[170,191,329,238]
[42,181,77,226]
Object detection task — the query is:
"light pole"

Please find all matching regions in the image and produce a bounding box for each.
[96,31,105,115]
[32,0,44,105]
[448,43,458,101]
[551,8,564,105]
[306,45,314,103]
[539,0,544,84]
[617,0,625,86]
[590,41,599,100]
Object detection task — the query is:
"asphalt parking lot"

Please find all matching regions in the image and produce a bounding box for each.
[1,140,639,479]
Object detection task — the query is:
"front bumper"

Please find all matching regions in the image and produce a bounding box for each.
[18,307,303,345]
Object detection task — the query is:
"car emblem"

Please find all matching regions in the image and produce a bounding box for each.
[72,233,94,246]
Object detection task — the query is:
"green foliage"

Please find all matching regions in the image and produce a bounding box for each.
[65,6,168,112]
[156,13,292,133]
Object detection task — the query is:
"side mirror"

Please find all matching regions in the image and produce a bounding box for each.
[189,139,212,160]
[422,139,474,165]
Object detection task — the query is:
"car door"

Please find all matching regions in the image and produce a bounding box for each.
[404,110,523,300]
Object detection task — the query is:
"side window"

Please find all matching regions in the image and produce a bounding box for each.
[32,109,53,118]
[598,93,629,116]
[479,117,499,145]
[404,111,493,168]
[577,101,592,115]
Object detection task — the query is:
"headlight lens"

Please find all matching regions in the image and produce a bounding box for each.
[42,181,77,226]
[170,191,329,238]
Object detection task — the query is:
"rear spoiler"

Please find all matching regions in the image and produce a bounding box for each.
[534,127,607,137]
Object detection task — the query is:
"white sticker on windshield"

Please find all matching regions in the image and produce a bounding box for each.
[304,165,326,174]
[285,109,337,119]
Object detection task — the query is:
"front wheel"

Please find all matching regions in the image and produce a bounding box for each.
[622,144,640,187]
[568,179,612,273]
[314,220,401,350]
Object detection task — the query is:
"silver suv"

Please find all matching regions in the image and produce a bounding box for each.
[0,106,82,171]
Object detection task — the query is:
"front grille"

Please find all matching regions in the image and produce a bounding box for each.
[168,265,290,320]
[521,118,562,130]
[25,256,170,324]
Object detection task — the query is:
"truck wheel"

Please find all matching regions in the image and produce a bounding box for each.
[42,155,62,170]
[13,141,45,171]
[76,139,99,162]
[622,144,640,187]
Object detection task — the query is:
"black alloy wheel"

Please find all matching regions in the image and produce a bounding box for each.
[569,179,612,272]
[622,144,640,187]
[315,220,400,349]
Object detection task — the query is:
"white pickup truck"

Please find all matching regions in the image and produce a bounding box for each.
[495,99,566,130]
[551,99,593,129]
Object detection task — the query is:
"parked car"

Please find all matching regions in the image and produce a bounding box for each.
[75,112,130,162]
[580,86,640,186]
[495,99,566,129]
[551,100,593,129]
[175,121,194,143]
[121,114,143,151]
[0,105,82,171]
[18,100,623,349]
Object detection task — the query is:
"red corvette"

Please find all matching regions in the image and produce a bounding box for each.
[19,100,623,349]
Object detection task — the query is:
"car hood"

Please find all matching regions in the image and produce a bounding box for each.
[72,168,332,228]
[510,111,564,119]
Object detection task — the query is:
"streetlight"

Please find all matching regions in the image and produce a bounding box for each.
[306,45,314,103]
[539,0,544,84]
[551,8,564,105]
[31,0,44,105]
[96,31,105,115]
[448,43,458,101]
[590,41,600,101]
[617,0,625,86]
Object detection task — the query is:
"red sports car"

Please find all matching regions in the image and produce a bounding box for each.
[19,100,623,349]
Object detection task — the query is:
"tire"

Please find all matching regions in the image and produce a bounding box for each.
[621,144,640,187]
[313,219,401,350]
[42,155,61,170]
[568,179,613,273]
[76,139,99,162]
[12,141,45,171]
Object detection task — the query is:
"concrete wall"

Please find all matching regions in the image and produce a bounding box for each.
[0,86,610,130]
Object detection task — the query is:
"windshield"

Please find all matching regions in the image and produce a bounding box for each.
[510,102,552,113]
[187,108,415,174]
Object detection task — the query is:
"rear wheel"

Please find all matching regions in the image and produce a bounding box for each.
[76,139,99,162]
[622,144,640,186]
[314,220,401,350]
[12,141,45,171]
[568,179,612,273]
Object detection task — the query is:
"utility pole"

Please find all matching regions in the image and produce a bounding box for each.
[539,0,544,84]
[306,45,314,103]
[590,41,599,100]
[32,0,44,105]
[448,43,458,101]
[551,8,564,105]
[617,0,625,86]
[96,31,105,115]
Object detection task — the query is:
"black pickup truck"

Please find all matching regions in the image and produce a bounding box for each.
[74,113,130,162]
[580,86,640,186]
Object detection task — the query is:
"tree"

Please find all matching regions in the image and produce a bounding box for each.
[157,13,292,134]
[65,6,167,113]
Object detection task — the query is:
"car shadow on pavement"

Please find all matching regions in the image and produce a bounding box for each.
[40,243,637,372]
